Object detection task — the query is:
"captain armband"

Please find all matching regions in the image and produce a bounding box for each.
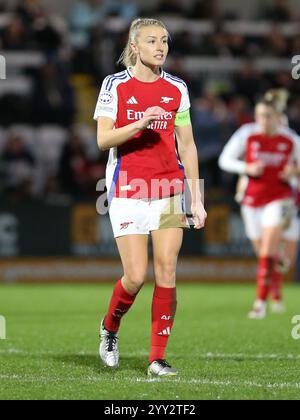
[175,109,191,127]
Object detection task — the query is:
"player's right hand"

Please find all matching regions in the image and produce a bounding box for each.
[279,164,297,182]
[246,161,265,178]
[191,200,207,230]
[136,106,167,130]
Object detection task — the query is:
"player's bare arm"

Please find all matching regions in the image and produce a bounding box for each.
[175,123,207,229]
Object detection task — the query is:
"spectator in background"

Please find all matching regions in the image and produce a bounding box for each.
[171,30,197,56]
[33,17,62,53]
[58,133,89,198]
[233,62,268,104]
[262,0,292,22]
[32,62,75,126]
[0,134,36,200]
[273,71,300,96]
[228,96,253,127]
[58,132,105,199]
[14,0,62,53]
[154,0,185,16]
[105,0,138,20]
[192,93,233,187]
[1,17,30,50]
[264,28,289,57]
[69,0,108,73]
[186,0,220,21]
[16,0,45,27]
[228,34,247,57]
[201,31,230,56]
[289,98,300,133]
[291,35,300,57]
[69,0,108,50]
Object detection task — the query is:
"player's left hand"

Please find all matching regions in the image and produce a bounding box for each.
[191,200,207,229]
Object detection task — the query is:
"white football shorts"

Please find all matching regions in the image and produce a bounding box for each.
[241,199,299,241]
[109,193,190,238]
[283,207,300,241]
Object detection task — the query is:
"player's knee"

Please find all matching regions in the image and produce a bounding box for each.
[155,259,177,285]
[123,269,147,292]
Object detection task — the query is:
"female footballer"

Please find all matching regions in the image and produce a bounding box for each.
[233,90,300,314]
[268,90,300,311]
[94,18,207,376]
[219,91,300,320]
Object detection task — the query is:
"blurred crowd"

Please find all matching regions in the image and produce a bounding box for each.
[0,125,108,202]
[0,0,300,202]
[1,1,300,69]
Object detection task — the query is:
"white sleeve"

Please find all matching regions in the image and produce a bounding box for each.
[178,84,191,113]
[93,76,118,121]
[219,126,248,175]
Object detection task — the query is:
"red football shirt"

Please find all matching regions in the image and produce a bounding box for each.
[94,68,191,201]
[219,123,300,207]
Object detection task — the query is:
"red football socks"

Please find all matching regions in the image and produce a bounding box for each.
[149,286,177,364]
[104,279,137,333]
[256,257,274,301]
[271,266,283,302]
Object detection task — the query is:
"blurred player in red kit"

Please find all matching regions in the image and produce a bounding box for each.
[94,18,207,375]
[219,90,300,319]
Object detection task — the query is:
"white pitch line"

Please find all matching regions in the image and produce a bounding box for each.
[0,349,23,354]
[136,378,300,389]
[0,374,300,390]
[199,352,300,360]
[1,349,300,361]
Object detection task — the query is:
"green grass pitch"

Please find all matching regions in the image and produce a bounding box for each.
[0,283,300,400]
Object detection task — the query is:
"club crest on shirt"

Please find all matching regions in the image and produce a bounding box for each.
[161,97,174,104]
[251,142,261,150]
[100,91,114,105]
[278,143,289,152]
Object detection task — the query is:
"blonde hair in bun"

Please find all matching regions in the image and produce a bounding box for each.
[263,89,290,114]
